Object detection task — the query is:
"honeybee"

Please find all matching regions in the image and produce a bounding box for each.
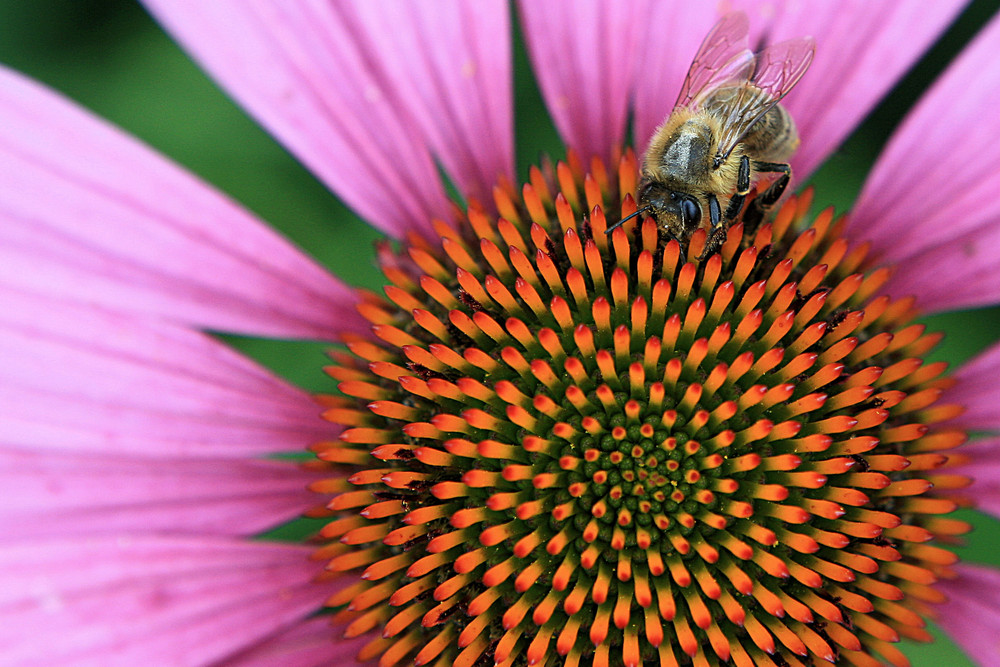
[608,12,814,250]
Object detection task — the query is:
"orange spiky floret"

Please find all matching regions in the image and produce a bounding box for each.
[314,148,968,667]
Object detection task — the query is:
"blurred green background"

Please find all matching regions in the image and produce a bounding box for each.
[0,1,998,664]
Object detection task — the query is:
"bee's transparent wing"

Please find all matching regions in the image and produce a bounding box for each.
[674,12,755,110]
[713,37,815,160]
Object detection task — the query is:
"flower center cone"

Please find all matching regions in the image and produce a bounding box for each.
[312,149,970,667]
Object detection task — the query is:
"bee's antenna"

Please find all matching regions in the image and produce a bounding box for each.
[605,206,650,235]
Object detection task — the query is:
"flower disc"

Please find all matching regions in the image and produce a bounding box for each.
[314,150,968,667]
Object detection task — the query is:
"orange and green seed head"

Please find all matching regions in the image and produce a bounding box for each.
[312,149,969,667]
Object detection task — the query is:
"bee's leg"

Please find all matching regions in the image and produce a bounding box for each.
[752,161,792,208]
[724,155,753,221]
[743,161,791,231]
[700,156,750,260]
[708,193,722,228]
[700,192,729,260]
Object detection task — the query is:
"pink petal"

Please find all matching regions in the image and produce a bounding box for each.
[850,11,1000,314]
[934,562,1000,666]
[0,289,333,458]
[944,341,1000,433]
[327,1,513,207]
[631,2,964,181]
[519,0,650,165]
[0,536,334,666]
[630,3,721,154]
[763,0,965,179]
[142,1,455,238]
[939,439,1000,520]
[0,449,323,539]
[867,221,1000,313]
[222,617,372,667]
[0,66,364,342]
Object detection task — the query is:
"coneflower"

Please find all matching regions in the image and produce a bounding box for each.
[2,2,999,666]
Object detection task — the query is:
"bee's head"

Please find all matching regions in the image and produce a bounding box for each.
[637,182,702,235]
[603,180,703,237]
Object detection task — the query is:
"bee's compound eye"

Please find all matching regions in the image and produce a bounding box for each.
[681,198,701,228]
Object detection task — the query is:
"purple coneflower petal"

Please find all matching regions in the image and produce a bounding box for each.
[0,450,323,539]
[627,1,964,181]
[519,0,649,165]
[0,536,329,666]
[944,341,1000,433]
[941,439,1000,519]
[0,66,363,342]
[328,0,513,207]
[851,11,1000,314]
[934,562,1000,666]
[218,617,371,667]
[143,1,471,238]
[630,2,723,152]
[0,290,333,458]
[761,0,966,179]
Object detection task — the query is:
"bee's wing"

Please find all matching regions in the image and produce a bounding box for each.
[674,12,755,110]
[713,37,816,160]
